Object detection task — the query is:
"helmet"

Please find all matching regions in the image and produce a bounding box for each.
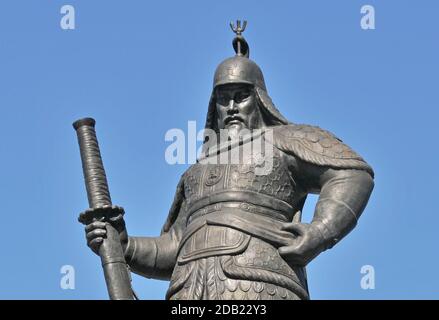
[204,21,290,132]
[213,56,267,91]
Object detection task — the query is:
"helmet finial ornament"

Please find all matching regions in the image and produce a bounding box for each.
[229,20,249,58]
[230,20,247,36]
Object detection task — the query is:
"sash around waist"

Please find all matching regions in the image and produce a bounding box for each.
[179,210,297,254]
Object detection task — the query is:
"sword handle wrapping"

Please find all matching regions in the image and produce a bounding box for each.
[73,118,112,208]
[73,117,134,300]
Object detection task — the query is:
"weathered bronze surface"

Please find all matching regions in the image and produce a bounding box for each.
[78,21,374,300]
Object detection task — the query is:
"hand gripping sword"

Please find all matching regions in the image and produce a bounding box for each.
[73,118,134,300]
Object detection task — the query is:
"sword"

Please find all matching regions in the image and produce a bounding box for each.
[73,117,134,300]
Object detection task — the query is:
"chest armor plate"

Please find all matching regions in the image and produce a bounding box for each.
[183,142,299,209]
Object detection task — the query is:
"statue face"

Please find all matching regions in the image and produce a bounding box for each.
[215,83,260,132]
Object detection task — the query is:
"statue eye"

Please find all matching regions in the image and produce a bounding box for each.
[217,95,228,105]
[235,91,250,102]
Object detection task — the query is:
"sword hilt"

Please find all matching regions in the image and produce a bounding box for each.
[73,118,112,209]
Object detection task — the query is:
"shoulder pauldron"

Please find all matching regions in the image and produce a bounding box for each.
[268,124,374,177]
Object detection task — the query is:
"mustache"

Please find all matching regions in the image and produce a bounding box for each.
[224,115,244,125]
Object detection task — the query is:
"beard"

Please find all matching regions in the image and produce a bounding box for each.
[225,122,245,141]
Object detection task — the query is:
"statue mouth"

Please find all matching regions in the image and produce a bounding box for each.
[224,116,244,126]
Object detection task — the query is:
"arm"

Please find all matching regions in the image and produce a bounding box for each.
[279,157,374,266]
[124,221,183,280]
[124,177,188,280]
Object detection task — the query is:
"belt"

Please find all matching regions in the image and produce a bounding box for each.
[185,190,295,224]
[188,201,289,224]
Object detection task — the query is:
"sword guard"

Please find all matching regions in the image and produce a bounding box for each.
[78,205,125,225]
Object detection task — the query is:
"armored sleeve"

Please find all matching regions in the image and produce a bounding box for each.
[124,175,188,280]
[269,124,374,250]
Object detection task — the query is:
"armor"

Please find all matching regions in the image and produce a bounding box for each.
[159,122,374,299]
[166,136,309,299]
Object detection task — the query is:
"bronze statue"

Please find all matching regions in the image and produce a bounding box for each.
[79,21,374,300]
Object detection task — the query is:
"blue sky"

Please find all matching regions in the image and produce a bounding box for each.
[0,0,438,299]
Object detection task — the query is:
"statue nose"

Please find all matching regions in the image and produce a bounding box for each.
[227,99,238,113]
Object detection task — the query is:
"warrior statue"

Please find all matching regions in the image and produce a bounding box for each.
[84,22,374,300]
